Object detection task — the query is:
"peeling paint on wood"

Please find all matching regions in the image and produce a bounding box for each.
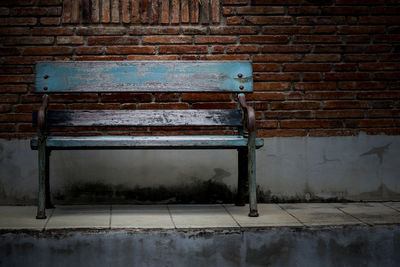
[35,61,253,93]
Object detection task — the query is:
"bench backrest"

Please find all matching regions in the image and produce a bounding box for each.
[35,61,253,93]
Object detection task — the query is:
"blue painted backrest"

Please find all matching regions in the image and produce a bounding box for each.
[35,61,253,93]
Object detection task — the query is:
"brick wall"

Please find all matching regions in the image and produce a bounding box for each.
[0,0,399,139]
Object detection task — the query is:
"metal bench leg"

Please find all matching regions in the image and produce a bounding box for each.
[45,149,54,209]
[236,148,248,206]
[248,132,259,217]
[36,139,47,219]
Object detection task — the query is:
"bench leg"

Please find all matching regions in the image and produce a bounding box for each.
[36,139,47,219]
[248,132,259,217]
[45,149,54,209]
[236,149,248,206]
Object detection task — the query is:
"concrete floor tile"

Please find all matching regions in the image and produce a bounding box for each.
[225,204,301,227]
[0,206,52,230]
[279,203,362,226]
[46,205,110,229]
[169,204,239,229]
[333,202,400,225]
[111,205,174,229]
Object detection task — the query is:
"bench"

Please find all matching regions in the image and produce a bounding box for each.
[31,61,264,219]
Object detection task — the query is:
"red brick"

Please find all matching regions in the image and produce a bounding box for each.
[314,45,363,53]
[240,35,289,44]
[0,94,19,103]
[88,36,139,45]
[303,73,322,81]
[357,91,400,99]
[262,26,312,34]
[271,101,320,110]
[305,92,354,100]
[337,26,385,34]
[322,6,369,15]
[349,119,394,128]
[316,110,365,118]
[347,35,370,43]
[76,27,126,35]
[253,54,302,62]
[0,104,12,113]
[56,36,83,45]
[359,63,400,71]
[252,64,280,72]
[155,93,180,102]
[182,93,231,102]
[14,104,41,113]
[76,46,103,55]
[192,102,237,109]
[158,45,207,54]
[211,45,224,54]
[0,124,15,132]
[254,73,300,81]
[323,101,369,109]
[49,94,98,103]
[69,103,120,110]
[209,26,258,35]
[361,128,400,135]
[40,17,60,25]
[0,75,33,83]
[375,72,400,80]
[32,27,73,35]
[281,120,340,129]
[222,7,234,16]
[237,6,284,14]
[181,27,208,35]
[226,16,242,25]
[0,114,32,123]
[12,7,47,16]
[102,93,152,102]
[257,120,278,128]
[265,111,314,119]
[368,110,400,118]
[222,0,247,4]
[3,37,54,45]
[139,103,190,109]
[196,36,237,44]
[297,16,346,25]
[226,45,259,53]
[105,46,155,54]
[246,92,285,101]
[23,47,73,55]
[293,35,341,43]
[0,48,20,56]
[75,56,124,61]
[288,7,319,15]
[143,36,192,44]
[0,27,30,35]
[254,82,291,91]
[287,92,303,100]
[304,54,341,62]
[282,63,331,72]
[126,55,179,60]
[200,55,251,60]
[262,45,311,53]
[259,129,307,137]
[359,16,400,25]
[0,67,33,74]
[0,85,27,93]
[0,17,37,26]
[334,64,357,72]
[338,81,386,90]
[324,73,371,81]
[244,16,293,25]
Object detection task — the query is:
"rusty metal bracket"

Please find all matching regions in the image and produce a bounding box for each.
[238,93,256,135]
[38,94,49,137]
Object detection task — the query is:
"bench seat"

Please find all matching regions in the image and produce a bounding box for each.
[31,135,264,150]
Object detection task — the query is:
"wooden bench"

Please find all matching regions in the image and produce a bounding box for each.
[31,61,264,219]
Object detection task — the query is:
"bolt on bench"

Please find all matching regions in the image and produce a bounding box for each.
[31,61,264,219]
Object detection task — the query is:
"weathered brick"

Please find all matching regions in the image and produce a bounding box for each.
[102,93,152,102]
[88,36,139,45]
[76,46,103,55]
[262,45,311,53]
[105,46,155,55]
[237,6,284,14]
[56,36,83,45]
[158,45,208,54]
[76,27,126,35]
[0,17,37,26]
[244,16,293,25]
[271,101,320,110]
[294,35,341,43]
[139,103,190,109]
[195,36,237,44]
[254,82,291,91]
[240,35,289,43]
[210,26,258,35]
[252,63,280,72]
[23,46,73,55]
[259,129,307,137]
[253,54,302,62]
[32,27,73,35]
[246,92,285,101]
[143,36,192,44]
[282,63,331,72]
[323,101,369,109]
[182,93,231,102]
[262,26,312,34]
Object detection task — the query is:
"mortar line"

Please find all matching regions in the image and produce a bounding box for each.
[222,204,242,229]
[42,208,55,231]
[276,204,306,226]
[166,205,177,229]
[336,207,371,226]
[382,202,400,213]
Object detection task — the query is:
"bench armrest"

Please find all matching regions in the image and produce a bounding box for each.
[38,94,49,136]
[238,93,256,135]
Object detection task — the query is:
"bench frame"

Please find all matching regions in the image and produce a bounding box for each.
[32,61,263,218]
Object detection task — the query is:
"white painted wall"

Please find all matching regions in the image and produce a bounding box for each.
[0,134,399,204]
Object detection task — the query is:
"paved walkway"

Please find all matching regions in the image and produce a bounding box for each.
[1,202,400,231]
